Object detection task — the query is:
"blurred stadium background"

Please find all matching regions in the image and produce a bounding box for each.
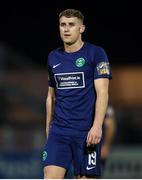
[0,2,142,178]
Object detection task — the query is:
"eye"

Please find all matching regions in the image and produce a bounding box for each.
[69,22,75,27]
[60,23,66,27]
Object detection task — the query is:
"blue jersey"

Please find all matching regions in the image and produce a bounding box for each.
[48,42,112,136]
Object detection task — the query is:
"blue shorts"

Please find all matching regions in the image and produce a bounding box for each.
[42,131,102,176]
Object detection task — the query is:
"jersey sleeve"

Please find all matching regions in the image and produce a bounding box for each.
[93,47,112,80]
[47,54,56,88]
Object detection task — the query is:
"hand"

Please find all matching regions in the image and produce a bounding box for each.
[86,124,102,146]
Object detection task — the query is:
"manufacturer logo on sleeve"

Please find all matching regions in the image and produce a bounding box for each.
[75,58,85,67]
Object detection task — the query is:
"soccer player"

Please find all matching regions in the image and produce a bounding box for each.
[42,9,112,179]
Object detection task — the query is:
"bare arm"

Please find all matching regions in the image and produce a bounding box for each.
[87,78,109,146]
[46,86,55,138]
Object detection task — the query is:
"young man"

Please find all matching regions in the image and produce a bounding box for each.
[42,9,112,179]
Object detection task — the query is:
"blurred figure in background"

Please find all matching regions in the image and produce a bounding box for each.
[101,104,116,174]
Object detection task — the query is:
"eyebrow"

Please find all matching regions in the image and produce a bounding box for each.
[60,21,75,24]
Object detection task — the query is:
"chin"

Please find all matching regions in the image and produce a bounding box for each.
[65,42,74,46]
[64,40,73,45]
[62,37,72,43]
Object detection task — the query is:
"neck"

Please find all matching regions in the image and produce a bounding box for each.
[64,40,84,53]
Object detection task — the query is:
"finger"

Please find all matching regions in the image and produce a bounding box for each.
[87,135,92,146]
[94,137,101,144]
[87,138,92,146]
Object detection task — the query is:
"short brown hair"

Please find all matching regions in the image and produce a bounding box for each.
[59,9,84,23]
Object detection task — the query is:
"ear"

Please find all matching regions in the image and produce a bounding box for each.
[80,24,85,34]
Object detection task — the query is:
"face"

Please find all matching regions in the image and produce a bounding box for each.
[59,16,85,45]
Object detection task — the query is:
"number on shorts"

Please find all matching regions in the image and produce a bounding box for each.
[88,152,96,165]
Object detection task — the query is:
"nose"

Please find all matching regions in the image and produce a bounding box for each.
[64,25,69,32]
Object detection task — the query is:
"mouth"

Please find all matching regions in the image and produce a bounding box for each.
[64,34,71,37]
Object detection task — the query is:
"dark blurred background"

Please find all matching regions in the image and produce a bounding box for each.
[0,1,142,178]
